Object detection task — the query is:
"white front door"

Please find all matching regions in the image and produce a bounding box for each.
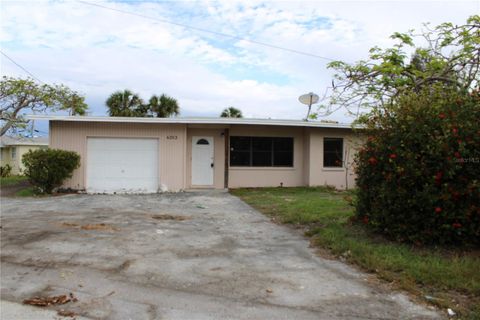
[86,138,159,193]
[191,136,214,186]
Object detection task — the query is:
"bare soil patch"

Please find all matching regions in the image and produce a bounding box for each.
[23,293,78,307]
[0,179,30,197]
[151,214,190,221]
[59,222,118,232]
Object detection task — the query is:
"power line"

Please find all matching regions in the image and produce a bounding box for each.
[76,0,336,62]
[0,50,44,83]
[0,50,45,137]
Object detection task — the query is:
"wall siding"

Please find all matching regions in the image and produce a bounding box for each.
[50,121,361,191]
[307,128,361,190]
[228,125,305,188]
[50,121,186,191]
[1,145,45,175]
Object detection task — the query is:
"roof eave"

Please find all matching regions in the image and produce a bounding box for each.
[26,115,358,129]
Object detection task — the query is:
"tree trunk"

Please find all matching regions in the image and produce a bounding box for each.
[0,121,13,136]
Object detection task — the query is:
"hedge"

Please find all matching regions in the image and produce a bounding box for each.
[355,87,480,245]
[22,148,80,194]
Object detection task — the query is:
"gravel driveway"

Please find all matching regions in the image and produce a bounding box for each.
[0,191,441,319]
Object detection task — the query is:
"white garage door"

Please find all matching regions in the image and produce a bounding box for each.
[86,138,159,193]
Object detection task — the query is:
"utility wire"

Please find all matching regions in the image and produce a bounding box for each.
[76,0,336,62]
[0,50,44,83]
[0,50,45,137]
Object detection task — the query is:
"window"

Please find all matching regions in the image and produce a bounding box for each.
[274,138,294,166]
[230,137,293,167]
[196,139,210,145]
[323,138,343,167]
[11,147,16,159]
[230,137,250,166]
[252,137,271,166]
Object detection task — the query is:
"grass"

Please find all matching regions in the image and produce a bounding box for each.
[0,175,37,197]
[0,175,27,186]
[15,187,36,197]
[231,187,480,319]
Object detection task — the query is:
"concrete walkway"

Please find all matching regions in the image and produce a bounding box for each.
[0,192,442,319]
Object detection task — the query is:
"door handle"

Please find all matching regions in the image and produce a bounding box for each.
[211,163,214,168]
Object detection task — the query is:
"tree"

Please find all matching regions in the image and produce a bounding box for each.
[344,15,480,245]
[148,94,179,118]
[106,90,145,117]
[355,87,479,245]
[316,15,479,117]
[220,107,243,118]
[0,76,88,136]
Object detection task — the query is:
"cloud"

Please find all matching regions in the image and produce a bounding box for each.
[1,0,477,125]
[1,47,302,119]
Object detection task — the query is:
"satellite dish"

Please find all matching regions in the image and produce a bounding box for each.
[299,92,319,105]
[298,92,319,121]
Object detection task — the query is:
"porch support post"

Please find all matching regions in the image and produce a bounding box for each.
[224,128,229,189]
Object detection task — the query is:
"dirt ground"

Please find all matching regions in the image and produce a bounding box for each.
[0,191,442,319]
[0,179,30,197]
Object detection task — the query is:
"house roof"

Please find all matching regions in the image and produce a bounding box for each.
[27,115,355,129]
[0,136,49,147]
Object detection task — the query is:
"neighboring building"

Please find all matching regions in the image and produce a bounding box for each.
[0,136,49,175]
[30,115,362,193]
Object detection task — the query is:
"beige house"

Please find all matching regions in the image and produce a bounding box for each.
[0,136,49,175]
[31,115,361,193]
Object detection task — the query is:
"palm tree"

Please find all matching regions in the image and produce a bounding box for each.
[106,90,145,117]
[220,107,243,118]
[149,94,180,118]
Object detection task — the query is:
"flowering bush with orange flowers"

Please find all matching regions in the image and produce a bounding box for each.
[355,87,480,245]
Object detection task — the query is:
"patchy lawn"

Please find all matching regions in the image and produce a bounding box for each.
[231,187,480,319]
[0,175,34,197]
[14,186,36,197]
[0,175,27,186]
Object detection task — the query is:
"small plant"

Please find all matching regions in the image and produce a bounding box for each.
[0,164,12,177]
[22,149,80,194]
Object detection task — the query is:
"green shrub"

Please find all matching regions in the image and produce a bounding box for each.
[355,87,480,245]
[22,149,80,194]
[0,164,12,177]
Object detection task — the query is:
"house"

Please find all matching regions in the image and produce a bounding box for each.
[0,136,49,175]
[29,115,362,193]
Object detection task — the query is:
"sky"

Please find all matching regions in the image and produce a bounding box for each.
[0,0,478,134]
